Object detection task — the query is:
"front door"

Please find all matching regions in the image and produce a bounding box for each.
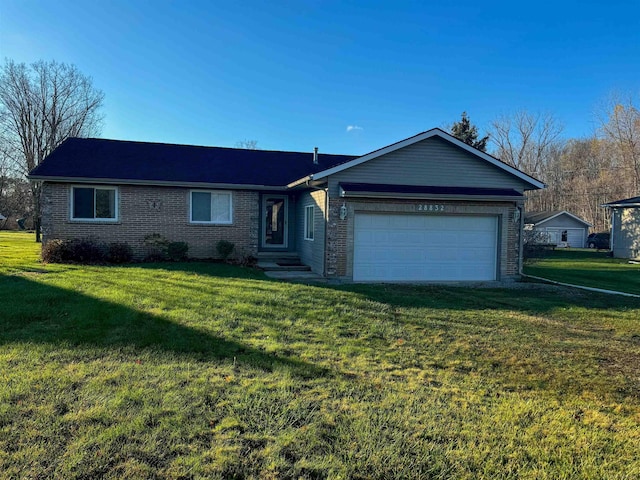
[262,195,288,248]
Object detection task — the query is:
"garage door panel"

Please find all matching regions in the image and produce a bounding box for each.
[354,214,498,281]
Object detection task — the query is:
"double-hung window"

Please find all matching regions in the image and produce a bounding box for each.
[190,190,233,224]
[304,205,314,240]
[71,186,118,220]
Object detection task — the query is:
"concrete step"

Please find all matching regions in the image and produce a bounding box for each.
[257,260,311,272]
[265,270,327,282]
[256,251,300,259]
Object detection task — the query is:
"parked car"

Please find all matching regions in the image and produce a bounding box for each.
[587,232,610,249]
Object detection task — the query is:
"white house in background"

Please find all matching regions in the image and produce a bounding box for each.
[602,196,640,259]
[524,211,592,248]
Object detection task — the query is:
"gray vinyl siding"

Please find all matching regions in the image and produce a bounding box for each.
[612,208,640,259]
[328,136,530,197]
[537,215,589,229]
[533,226,587,248]
[296,190,326,274]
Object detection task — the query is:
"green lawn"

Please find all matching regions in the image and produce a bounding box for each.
[1,231,639,479]
[524,249,640,295]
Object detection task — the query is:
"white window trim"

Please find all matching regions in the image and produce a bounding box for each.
[304,205,314,241]
[70,185,119,222]
[189,189,233,225]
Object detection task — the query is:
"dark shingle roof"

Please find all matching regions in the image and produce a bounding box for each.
[524,211,563,224]
[29,138,357,187]
[603,196,640,207]
[524,210,592,227]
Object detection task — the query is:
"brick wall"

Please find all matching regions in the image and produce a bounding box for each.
[41,183,259,259]
[326,197,522,281]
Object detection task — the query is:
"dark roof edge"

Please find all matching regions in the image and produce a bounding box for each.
[602,202,640,208]
[338,183,524,202]
[339,192,524,202]
[525,210,592,227]
[602,196,640,207]
[28,175,287,191]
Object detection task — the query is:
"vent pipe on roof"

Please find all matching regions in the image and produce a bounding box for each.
[313,147,318,165]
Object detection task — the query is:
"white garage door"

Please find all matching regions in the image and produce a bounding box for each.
[353,214,498,282]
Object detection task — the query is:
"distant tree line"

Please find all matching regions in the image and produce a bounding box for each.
[450,96,640,232]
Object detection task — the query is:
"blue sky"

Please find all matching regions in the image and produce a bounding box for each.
[1,0,639,155]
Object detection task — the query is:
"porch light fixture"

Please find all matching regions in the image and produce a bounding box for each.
[513,207,521,223]
[340,203,348,220]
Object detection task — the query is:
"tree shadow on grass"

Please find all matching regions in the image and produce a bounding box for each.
[108,260,640,315]
[0,273,326,378]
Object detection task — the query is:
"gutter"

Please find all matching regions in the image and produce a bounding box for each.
[27,175,287,191]
[602,203,640,208]
[287,175,326,189]
[287,175,313,189]
[339,191,524,202]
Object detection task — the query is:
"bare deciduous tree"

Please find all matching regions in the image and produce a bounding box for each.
[597,93,640,193]
[235,139,259,150]
[0,59,104,241]
[490,111,564,176]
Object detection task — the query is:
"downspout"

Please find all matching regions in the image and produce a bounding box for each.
[610,208,615,254]
[518,203,525,277]
[305,180,329,277]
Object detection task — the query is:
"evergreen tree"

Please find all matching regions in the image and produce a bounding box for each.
[450,112,489,152]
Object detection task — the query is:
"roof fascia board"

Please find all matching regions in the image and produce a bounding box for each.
[603,203,640,208]
[311,129,545,190]
[339,190,523,202]
[27,175,287,191]
[535,211,592,227]
[286,176,312,188]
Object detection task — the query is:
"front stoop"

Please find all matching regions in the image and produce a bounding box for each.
[256,254,311,272]
[256,252,326,282]
[263,270,327,281]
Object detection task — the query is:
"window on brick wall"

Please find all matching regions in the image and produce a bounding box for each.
[71,186,118,220]
[190,190,233,224]
[304,205,314,240]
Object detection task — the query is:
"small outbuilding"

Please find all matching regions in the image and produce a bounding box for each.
[602,196,640,259]
[524,211,592,248]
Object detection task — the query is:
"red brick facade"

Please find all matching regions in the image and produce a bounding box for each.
[41,183,259,259]
[41,183,523,280]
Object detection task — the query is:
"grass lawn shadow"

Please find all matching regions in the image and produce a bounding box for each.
[0,273,325,378]
[322,281,640,315]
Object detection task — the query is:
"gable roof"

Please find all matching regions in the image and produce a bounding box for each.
[602,196,640,208]
[29,129,545,191]
[291,128,545,190]
[524,210,592,227]
[29,138,357,188]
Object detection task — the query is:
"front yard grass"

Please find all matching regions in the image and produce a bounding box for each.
[1,231,640,479]
[524,249,640,295]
